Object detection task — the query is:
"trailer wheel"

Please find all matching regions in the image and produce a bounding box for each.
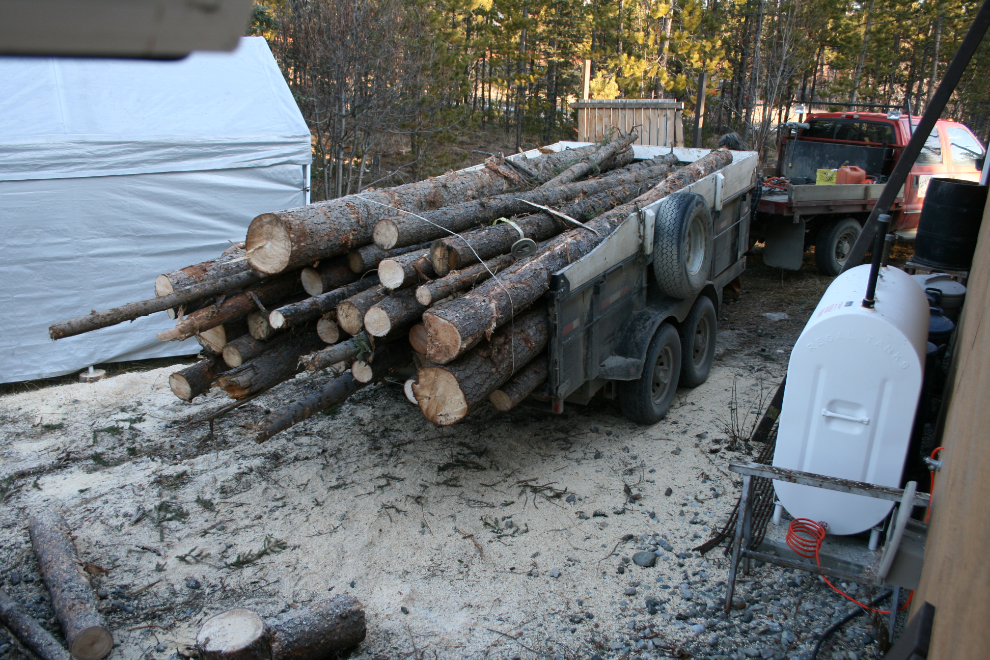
[678,295,717,387]
[619,323,682,424]
[815,217,861,276]
[653,193,713,299]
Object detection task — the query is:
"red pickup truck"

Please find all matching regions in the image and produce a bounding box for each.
[754,111,986,274]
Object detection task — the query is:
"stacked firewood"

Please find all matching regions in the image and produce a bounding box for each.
[50,132,733,440]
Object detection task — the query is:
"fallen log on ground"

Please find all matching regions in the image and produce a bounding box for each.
[215,333,325,399]
[28,511,113,660]
[416,253,515,306]
[170,358,228,401]
[0,589,71,660]
[423,149,734,363]
[298,334,369,373]
[299,257,357,297]
[364,288,426,338]
[336,287,389,336]
[413,308,549,426]
[489,357,548,411]
[269,277,379,330]
[377,249,436,290]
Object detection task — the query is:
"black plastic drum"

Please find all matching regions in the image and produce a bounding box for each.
[914,178,988,270]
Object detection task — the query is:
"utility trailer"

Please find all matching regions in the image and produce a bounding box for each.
[495,143,759,422]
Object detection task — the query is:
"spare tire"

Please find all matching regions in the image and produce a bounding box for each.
[653,192,713,299]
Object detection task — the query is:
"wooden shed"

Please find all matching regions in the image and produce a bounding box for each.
[571,99,684,147]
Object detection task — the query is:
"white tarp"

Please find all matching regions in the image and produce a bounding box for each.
[0,37,312,383]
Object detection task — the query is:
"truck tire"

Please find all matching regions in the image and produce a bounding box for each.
[619,323,682,424]
[653,193,713,299]
[815,217,861,276]
[678,295,717,387]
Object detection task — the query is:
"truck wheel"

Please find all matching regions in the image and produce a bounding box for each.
[678,295,717,387]
[619,323,682,424]
[815,218,861,276]
[653,193,713,299]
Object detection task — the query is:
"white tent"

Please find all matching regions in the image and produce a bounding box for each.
[0,37,311,383]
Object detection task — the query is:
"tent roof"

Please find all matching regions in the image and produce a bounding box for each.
[0,37,311,181]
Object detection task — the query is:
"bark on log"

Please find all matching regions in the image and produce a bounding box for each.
[170,358,227,401]
[316,315,340,344]
[413,308,549,425]
[222,336,271,369]
[298,334,369,373]
[409,324,429,355]
[196,609,270,660]
[364,289,426,338]
[215,333,325,399]
[255,373,361,441]
[0,589,71,660]
[266,596,366,660]
[27,511,113,660]
[417,254,516,305]
[196,321,249,356]
[269,278,379,330]
[423,149,734,363]
[51,270,261,341]
[336,287,388,336]
[536,132,636,188]
[351,341,413,383]
[489,357,548,411]
[346,242,428,274]
[377,250,435,290]
[156,274,301,342]
[156,243,249,318]
[245,146,604,275]
[299,257,356,297]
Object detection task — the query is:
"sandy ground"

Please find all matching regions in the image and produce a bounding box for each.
[1,256,874,660]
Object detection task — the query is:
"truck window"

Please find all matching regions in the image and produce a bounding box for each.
[947,126,985,167]
[803,120,838,139]
[913,127,943,164]
[803,119,894,144]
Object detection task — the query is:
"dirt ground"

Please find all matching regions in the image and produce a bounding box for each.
[0,249,904,659]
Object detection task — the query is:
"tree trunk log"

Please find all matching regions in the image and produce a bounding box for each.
[156,274,301,342]
[266,596,366,660]
[536,132,636,188]
[299,334,369,373]
[351,341,413,383]
[196,321,249,356]
[316,315,340,344]
[377,251,435,290]
[409,324,429,354]
[299,257,356,297]
[245,146,605,275]
[346,242,428,274]
[222,336,271,369]
[0,589,71,660]
[215,333,325,399]
[196,609,271,660]
[170,358,227,401]
[27,511,113,660]
[423,149,733,363]
[269,278,379,331]
[364,289,426,338]
[413,308,549,426]
[336,287,389,336]
[489,356,548,411]
[51,270,261,341]
[416,254,516,306]
[156,243,249,318]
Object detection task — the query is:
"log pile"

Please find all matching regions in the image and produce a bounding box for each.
[49,134,735,436]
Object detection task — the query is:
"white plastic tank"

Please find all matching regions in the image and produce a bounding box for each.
[773,264,929,535]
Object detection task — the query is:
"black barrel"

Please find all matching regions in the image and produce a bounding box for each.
[914,178,988,270]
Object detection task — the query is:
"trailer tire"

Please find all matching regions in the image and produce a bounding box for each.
[678,295,717,387]
[619,323,681,424]
[653,193,713,299]
[815,217,861,276]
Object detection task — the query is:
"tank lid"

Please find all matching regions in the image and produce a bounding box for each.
[912,273,966,302]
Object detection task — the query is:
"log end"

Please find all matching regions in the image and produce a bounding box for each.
[316,317,340,344]
[70,626,113,660]
[196,609,269,660]
[169,373,195,401]
[300,267,324,297]
[222,345,244,369]
[336,303,364,337]
[269,311,286,330]
[347,250,366,274]
[489,389,514,412]
[430,241,450,277]
[423,314,467,364]
[377,259,405,290]
[154,274,174,298]
[404,378,418,404]
[351,360,374,383]
[372,219,399,250]
[245,213,292,275]
[198,326,227,354]
[363,307,391,338]
[414,286,432,307]
[408,324,429,355]
[412,367,468,426]
[247,313,274,341]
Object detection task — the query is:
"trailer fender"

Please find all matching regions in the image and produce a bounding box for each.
[762,215,805,270]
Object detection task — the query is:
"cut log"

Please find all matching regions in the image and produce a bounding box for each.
[196,609,271,660]
[489,357,548,411]
[197,321,249,355]
[316,315,340,344]
[50,269,261,341]
[423,149,734,363]
[28,511,113,660]
[266,596,366,659]
[336,287,388,336]
[222,335,271,369]
[417,254,516,306]
[298,334,369,373]
[156,243,249,318]
[245,146,606,275]
[377,250,435,290]
[215,333,325,399]
[408,324,429,355]
[364,289,426,338]
[299,257,357,297]
[429,169,673,275]
[351,341,412,384]
[269,277,379,330]
[536,132,636,188]
[404,379,418,404]
[413,308,549,426]
[170,358,227,401]
[156,274,301,342]
[247,312,279,341]
[256,373,363,442]
[0,589,71,660]
[347,242,428,274]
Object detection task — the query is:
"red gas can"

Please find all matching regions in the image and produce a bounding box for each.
[836,165,867,185]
